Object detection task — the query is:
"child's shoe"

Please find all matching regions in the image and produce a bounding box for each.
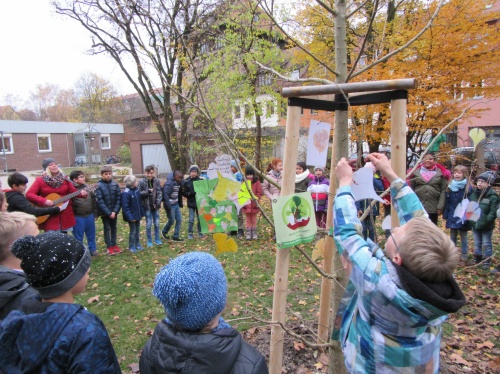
[161,232,170,240]
[460,254,468,262]
[137,244,144,251]
[147,240,153,247]
[198,233,204,238]
[252,228,258,240]
[246,230,251,240]
[107,247,115,256]
[172,237,183,242]
[129,247,137,253]
[188,233,194,240]
[237,229,244,239]
[154,239,163,245]
[481,257,491,270]
[90,250,99,257]
[113,246,123,254]
[474,254,483,264]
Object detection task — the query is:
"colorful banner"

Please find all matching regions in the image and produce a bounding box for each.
[272,192,317,249]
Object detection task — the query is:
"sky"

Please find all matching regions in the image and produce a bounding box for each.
[0,0,135,107]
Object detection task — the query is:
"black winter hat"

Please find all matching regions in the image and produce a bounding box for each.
[245,166,255,175]
[42,158,56,170]
[11,232,91,299]
[477,171,495,185]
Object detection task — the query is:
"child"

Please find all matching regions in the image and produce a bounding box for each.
[0,211,40,320]
[355,162,384,241]
[0,232,120,372]
[138,165,163,247]
[469,171,499,269]
[242,166,263,240]
[231,160,244,238]
[122,175,145,252]
[70,170,98,256]
[307,166,330,228]
[161,170,184,241]
[95,166,122,255]
[180,165,204,239]
[262,158,282,201]
[295,161,314,193]
[443,165,472,262]
[5,172,61,217]
[139,252,268,373]
[333,153,465,373]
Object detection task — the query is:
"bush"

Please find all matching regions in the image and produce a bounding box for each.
[117,144,131,164]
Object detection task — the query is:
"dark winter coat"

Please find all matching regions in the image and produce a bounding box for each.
[121,187,145,222]
[71,183,97,217]
[443,186,473,230]
[26,176,79,231]
[181,175,202,209]
[242,179,263,214]
[0,300,121,373]
[96,178,122,217]
[469,186,500,231]
[138,177,163,211]
[163,173,183,209]
[0,266,40,320]
[409,167,448,214]
[295,171,314,193]
[139,320,268,374]
[5,190,60,217]
[307,176,330,212]
[355,177,384,217]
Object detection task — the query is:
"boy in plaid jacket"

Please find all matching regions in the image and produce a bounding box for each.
[332,153,465,374]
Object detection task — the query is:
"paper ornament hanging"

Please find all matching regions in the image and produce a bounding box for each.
[351,167,385,203]
[469,128,486,151]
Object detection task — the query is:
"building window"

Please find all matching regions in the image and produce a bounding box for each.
[37,134,51,152]
[311,109,318,115]
[290,69,300,79]
[266,101,275,117]
[234,105,241,119]
[244,104,252,119]
[200,42,209,55]
[280,100,287,117]
[101,134,111,149]
[214,36,224,50]
[0,133,13,154]
[257,73,272,86]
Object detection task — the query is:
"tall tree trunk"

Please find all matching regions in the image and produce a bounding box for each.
[329,0,349,372]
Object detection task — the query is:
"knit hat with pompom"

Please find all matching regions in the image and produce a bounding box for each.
[11,232,91,299]
[153,252,227,331]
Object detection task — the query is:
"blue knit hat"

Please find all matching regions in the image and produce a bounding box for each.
[153,252,227,331]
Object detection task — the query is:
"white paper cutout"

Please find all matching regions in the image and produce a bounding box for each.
[381,215,392,230]
[207,154,234,180]
[469,128,486,151]
[306,120,331,168]
[59,201,69,211]
[350,167,385,203]
[453,199,481,223]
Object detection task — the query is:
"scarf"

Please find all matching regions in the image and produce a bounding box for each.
[271,170,281,179]
[420,166,437,183]
[164,316,232,333]
[41,171,66,189]
[449,179,467,192]
[295,170,311,184]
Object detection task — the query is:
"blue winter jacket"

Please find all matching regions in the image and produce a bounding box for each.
[96,178,122,217]
[121,187,145,222]
[443,186,472,230]
[0,300,121,373]
[162,172,183,209]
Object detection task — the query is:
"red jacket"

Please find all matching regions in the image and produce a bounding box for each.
[242,180,263,214]
[26,177,79,231]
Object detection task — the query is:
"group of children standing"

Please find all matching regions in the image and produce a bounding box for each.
[70,164,206,255]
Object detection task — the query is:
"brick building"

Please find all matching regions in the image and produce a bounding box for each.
[0,120,124,171]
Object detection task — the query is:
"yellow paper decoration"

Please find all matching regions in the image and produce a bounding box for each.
[469,128,486,150]
[214,233,238,255]
[213,171,241,202]
[312,238,325,261]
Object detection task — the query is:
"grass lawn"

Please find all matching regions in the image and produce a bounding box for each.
[76,204,499,373]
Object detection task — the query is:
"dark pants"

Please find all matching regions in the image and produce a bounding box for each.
[101,216,118,248]
[428,213,438,225]
[128,221,141,249]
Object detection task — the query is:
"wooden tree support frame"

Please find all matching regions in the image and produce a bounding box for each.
[269,79,417,374]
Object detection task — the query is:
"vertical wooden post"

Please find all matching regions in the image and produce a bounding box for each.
[269,104,301,374]
[390,98,407,226]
